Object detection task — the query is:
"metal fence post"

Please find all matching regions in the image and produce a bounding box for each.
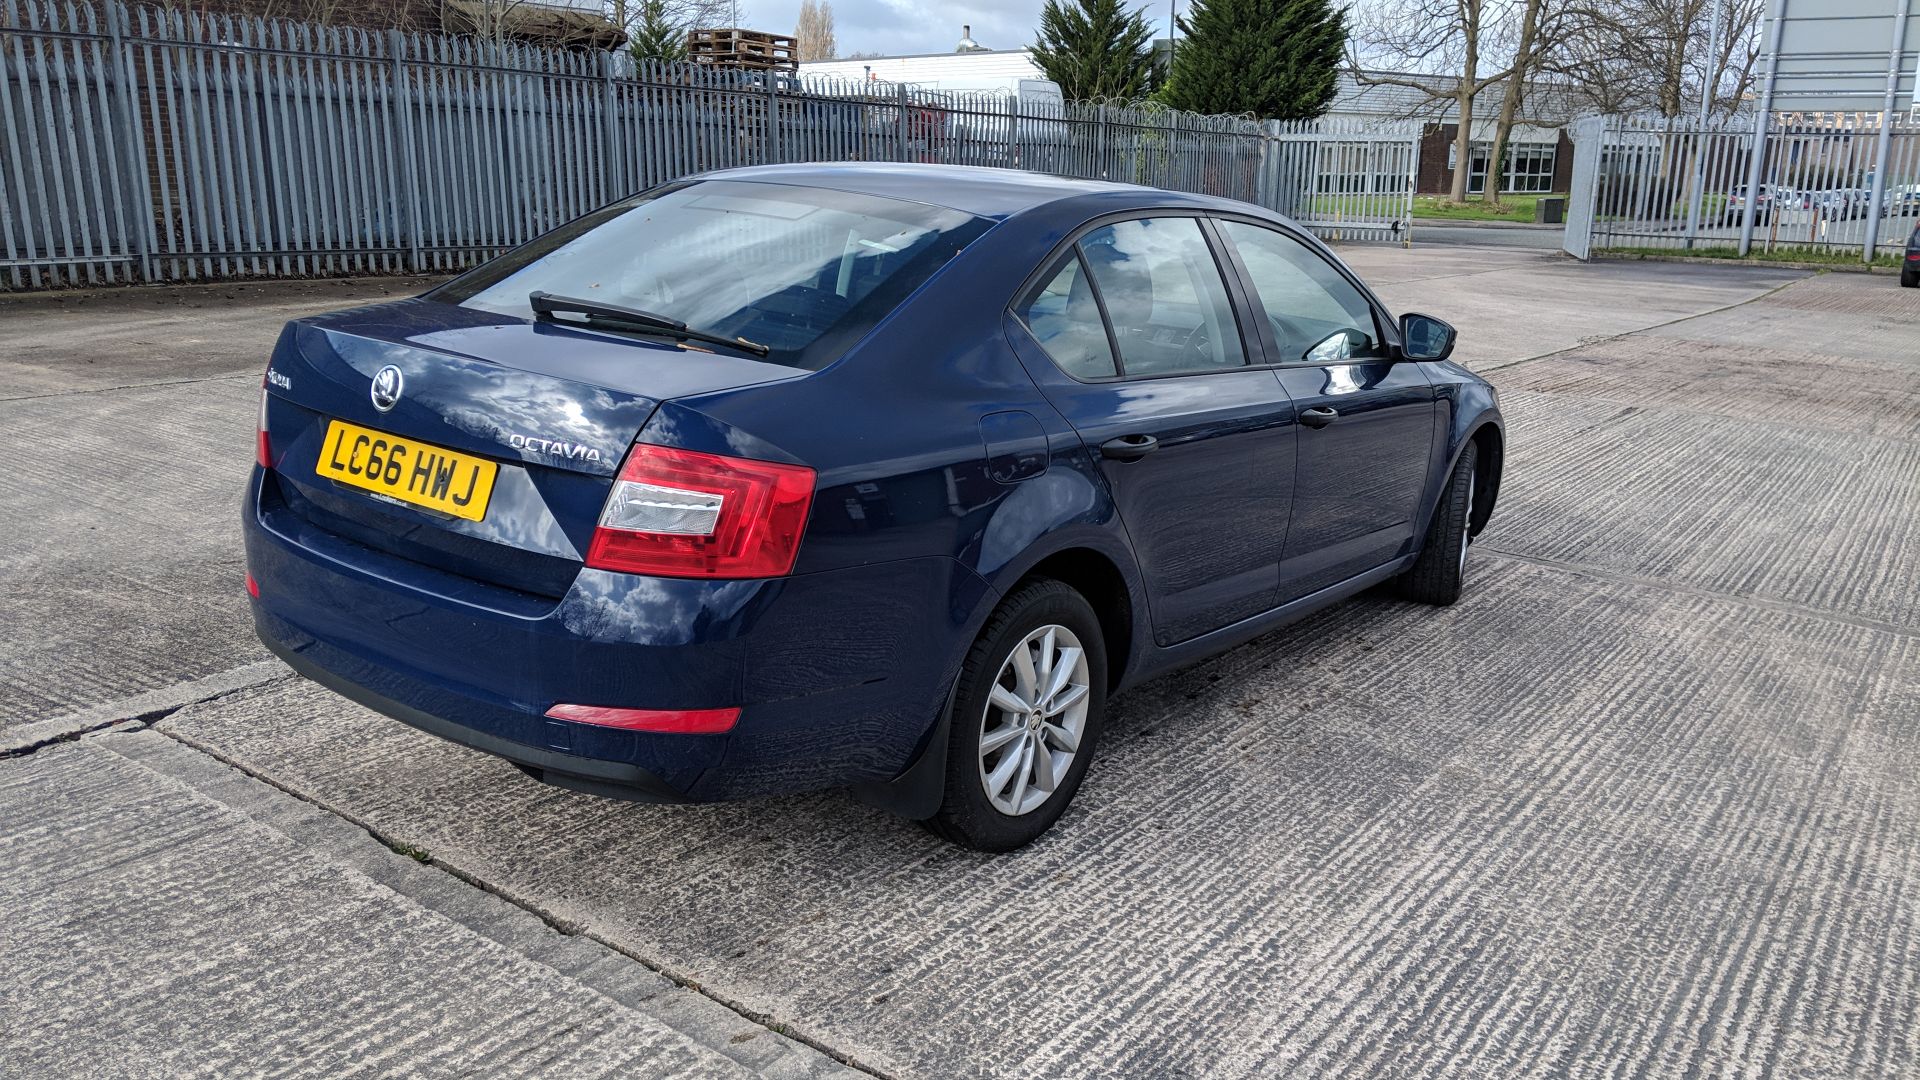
[105,0,155,282]
[895,83,908,162]
[1861,0,1910,262]
[602,51,620,201]
[387,30,422,273]
[1738,0,1789,256]
[765,69,780,163]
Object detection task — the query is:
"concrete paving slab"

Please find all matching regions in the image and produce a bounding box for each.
[1495,334,1920,439]
[1757,270,1920,318]
[1489,387,1920,632]
[1,730,861,1078]
[1642,284,1920,372]
[0,736,769,1079]
[1333,245,1807,368]
[153,553,1920,1079]
[0,378,266,724]
[0,278,439,400]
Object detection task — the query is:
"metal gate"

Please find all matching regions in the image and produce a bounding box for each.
[1264,118,1420,244]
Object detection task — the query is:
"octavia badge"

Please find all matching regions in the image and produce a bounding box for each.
[370,365,404,412]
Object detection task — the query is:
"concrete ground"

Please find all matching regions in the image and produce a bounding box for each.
[2,244,1917,1078]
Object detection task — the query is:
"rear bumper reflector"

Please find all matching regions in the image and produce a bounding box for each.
[246,572,260,599]
[544,703,740,734]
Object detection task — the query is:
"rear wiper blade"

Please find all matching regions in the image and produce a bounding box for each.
[528,291,771,358]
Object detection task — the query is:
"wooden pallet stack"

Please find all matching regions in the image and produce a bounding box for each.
[686,28,798,72]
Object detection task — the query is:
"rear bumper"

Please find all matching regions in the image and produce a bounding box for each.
[244,468,993,803]
[260,631,689,803]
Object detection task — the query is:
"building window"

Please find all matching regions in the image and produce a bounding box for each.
[1465,141,1558,194]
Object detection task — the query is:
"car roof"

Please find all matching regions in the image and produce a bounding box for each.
[694,162,1211,221]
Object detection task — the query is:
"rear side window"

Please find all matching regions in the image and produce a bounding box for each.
[431,180,989,369]
[1078,218,1245,376]
[1015,254,1119,379]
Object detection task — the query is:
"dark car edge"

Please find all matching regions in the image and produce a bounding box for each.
[243,163,1504,851]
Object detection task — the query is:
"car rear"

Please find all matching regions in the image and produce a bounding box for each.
[245,177,993,801]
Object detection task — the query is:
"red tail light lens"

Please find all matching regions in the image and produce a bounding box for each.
[256,383,273,469]
[545,703,740,734]
[586,444,815,579]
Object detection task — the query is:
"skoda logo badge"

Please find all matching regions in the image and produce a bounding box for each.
[370,365,404,412]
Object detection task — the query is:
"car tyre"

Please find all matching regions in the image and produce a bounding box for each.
[1398,449,1477,606]
[1902,269,1918,288]
[924,578,1107,852]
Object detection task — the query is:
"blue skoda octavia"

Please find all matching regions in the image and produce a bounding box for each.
[245,163,1504,850]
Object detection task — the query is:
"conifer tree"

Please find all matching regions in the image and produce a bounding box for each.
[1031,0,1159,102]
[1160,0,1345,119]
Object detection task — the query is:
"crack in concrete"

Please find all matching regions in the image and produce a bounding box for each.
[1,661,294,758]
[1477,275,1807,374]
[0,372,256,404]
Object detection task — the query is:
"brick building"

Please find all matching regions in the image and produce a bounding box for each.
[1332,73,1578,196]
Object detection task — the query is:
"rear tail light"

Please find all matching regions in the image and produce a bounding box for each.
[545,703,740,734]
[256,382,273,469]
[586,444,815,579]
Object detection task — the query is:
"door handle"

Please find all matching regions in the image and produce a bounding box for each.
[1099,434,1159,462]
[1299,406,1339,429]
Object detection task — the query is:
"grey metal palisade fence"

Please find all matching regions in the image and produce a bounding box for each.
[0,0,1420,289]
[1561,111,1920,262]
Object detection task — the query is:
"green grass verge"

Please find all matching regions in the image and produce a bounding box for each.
[1411,194,1562,222]
[1595,244,1904,268]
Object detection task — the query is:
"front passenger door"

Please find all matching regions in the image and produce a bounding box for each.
[1008,216,1296,646]
[1214,220,1438,603]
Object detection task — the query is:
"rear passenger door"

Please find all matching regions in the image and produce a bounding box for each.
[1212,219,1438,603]
[1007,215,1296,646]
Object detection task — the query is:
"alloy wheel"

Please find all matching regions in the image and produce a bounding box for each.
[977,624,1090,817]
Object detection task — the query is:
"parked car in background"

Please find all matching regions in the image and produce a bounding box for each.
[1724,185,1782,224]
[1778,189,1857,219]
[1903,223,1919,288]
[243,164,1504,851]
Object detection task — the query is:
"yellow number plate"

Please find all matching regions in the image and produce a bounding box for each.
[316,420,498,522]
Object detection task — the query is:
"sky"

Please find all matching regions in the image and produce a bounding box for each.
[735,0,1182,59]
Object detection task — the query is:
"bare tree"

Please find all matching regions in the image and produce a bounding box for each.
[1349,0,1512,203]
[607,0,736,53]
[795,0,837,61]
[1483,0,1549,205]
[1543,0,1765,118]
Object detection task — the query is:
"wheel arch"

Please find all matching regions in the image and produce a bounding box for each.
[1466,420,1504,536]
[1008,546,1136,693]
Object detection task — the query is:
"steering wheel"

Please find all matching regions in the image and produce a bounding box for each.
[1177,323,1215,365]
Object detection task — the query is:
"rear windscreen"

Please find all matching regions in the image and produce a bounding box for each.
[431,180,991,369]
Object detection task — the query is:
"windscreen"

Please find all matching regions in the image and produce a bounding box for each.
[432,180,990,369]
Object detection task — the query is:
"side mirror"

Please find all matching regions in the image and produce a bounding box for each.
[1399,313,1456,362]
